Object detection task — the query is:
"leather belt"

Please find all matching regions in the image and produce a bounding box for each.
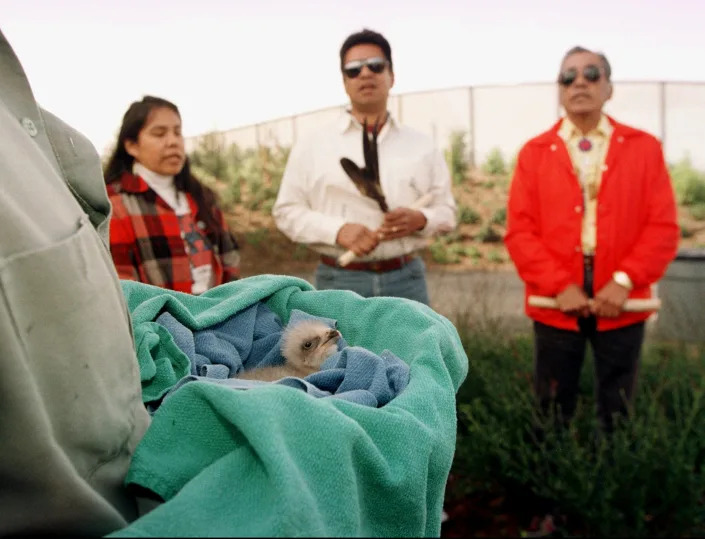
[320,254,416,272]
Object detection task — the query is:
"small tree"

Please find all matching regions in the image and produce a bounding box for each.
[481,147,507,176]
[445,131,470,185]
[670,156,705,206]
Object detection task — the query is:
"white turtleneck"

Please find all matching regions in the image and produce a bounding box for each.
[133,162,190,215]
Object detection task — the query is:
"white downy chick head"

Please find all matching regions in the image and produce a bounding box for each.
[280,319,341,368]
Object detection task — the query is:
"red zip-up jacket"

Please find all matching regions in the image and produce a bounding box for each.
[505,116,679,331]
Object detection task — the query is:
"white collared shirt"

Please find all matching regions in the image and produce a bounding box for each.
[272,111,457,260]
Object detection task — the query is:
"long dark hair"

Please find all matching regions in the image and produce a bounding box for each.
[104,95,223,245]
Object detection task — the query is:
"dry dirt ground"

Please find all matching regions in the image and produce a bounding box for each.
[226,170,705,279]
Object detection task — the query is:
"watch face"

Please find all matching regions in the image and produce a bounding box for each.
[614,271,632,289]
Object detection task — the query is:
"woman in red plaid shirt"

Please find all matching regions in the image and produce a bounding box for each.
[104,96,240,293]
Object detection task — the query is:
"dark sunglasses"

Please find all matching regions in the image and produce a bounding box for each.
[342,57,388,78]
[558,64,602,86]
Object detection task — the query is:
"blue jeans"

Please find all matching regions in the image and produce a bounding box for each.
[314,256,430,305]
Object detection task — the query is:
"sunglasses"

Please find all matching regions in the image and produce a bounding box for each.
[342,57,388,78]
[558,64,602,86]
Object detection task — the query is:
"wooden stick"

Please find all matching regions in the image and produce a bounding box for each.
[337,193,435,267]
[528,295,661,312]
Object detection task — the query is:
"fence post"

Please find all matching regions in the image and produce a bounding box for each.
[468,86,475,168]
[660,81,667,146]
[255,122,261,154]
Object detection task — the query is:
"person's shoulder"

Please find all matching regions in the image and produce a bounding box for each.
[293,114,347,148]
[106,171,140,196]
[394,122,430,141]
[609,117,662,147]
[392,122,440,153]
[40,108,100,161]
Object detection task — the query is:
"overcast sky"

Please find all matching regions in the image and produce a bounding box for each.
[3,0,703,154]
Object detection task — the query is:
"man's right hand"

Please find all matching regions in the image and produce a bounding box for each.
[335,223,380,257]
[555,284,591,318]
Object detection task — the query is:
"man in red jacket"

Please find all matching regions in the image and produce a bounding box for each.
[505,46,679,433]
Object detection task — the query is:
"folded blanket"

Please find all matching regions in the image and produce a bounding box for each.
[109,274,468,538]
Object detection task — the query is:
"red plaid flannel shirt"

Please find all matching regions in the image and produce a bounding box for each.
[107,172,240,293]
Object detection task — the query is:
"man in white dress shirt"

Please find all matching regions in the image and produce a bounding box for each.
[273,28,457,305]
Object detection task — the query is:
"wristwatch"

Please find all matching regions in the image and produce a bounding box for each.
[612,271,633,291]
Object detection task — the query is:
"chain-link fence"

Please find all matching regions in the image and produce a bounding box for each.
[186,81,705,169]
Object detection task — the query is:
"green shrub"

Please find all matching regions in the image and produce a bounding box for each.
[450,329,705,537]
[475,224,503,243]
[481,147,507,176]
[681,224,695,238]
[489,207,507,226]
[444,131,470,185]
[429,238,461,264]
[463,245,482,259]
[689,203,705,221]
[670,157,705,206]
[486,249,505,263]
[458,204,481,225]
[189,138,290,212]
[244,227,269,246]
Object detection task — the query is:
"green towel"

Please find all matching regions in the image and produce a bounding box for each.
[110,274,468,537]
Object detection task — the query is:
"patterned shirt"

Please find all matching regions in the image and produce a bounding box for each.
[107,171,240,293]
[558,114,613,255]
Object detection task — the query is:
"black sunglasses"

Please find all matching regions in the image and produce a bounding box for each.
[558,64,602,86]
[342,57,388,78]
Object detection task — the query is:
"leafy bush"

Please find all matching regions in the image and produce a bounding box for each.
[481,147,508,176]
[429,238,461,264]
[689,203,705,221]
[486,249,505,263]
[450,328,705,537]
[458,204,481,225]
[243,227,269,246]
[670,157,705,206]
[189,140,290,212]
[490,207,507,226]
[445,131,470,185]
[475,224,503,243]
[463,245,482,259]
[681,223,695,238]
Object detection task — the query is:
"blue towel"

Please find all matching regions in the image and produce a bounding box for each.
[155,302,286,378]
[154,305,409,408]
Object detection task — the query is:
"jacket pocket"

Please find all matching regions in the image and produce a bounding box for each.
[0,215,146,479]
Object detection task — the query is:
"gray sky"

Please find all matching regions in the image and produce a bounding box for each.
[3,0,704,154]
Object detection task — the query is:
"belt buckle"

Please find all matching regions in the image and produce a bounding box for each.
[370,261,383,272]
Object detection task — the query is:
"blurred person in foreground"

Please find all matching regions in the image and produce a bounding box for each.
[0,26,150,535]
[273,28,456,305]
[505,46,679,434]
[104,96,240,293]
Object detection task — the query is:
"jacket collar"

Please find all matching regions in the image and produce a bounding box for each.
[535,114,642,146]
[337,109,399,135]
